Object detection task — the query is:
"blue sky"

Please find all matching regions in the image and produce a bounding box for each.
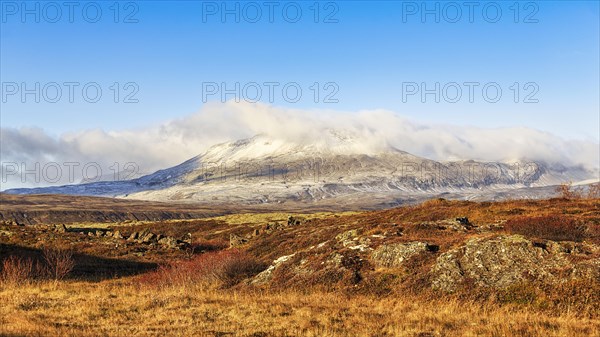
[1,0,599,139]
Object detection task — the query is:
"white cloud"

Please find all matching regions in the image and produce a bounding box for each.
[1,101,598,189]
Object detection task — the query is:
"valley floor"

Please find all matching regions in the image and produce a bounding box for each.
[1,280,599,337]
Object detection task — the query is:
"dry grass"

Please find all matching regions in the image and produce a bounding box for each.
[208,211,360,225]
[1,279,598,337]
[503,215,586,242]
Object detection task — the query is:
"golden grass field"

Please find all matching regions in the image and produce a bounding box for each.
[1,280,599,337]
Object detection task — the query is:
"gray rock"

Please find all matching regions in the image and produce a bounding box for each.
[371,242,436,268]
[251,253,295,285]
[430,235,573,292]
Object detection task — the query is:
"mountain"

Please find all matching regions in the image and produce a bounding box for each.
[5,132,598,209]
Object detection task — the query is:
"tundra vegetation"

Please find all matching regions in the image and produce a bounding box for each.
[1,187,599,336]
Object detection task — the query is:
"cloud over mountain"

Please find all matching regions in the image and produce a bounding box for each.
[1,101,598,189]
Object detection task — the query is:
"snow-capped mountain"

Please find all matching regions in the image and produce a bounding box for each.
[5,133,598,208]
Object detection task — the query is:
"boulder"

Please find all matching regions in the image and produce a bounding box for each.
[127,232,139,241]
[140,232,156,243]
[158,236,179,249]
[251,253,295,285]
[336,229,359,242]
[455,217,472,229]
[371,242,437,268]
[265,222,284,232]
[287,216,304,226]
[230,233,249,247]
[54,224,67,233]
[430,235,574,292]
[113,230,123,239]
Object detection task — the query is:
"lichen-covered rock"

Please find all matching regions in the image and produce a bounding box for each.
[251,253,296,285]
[140,232,155,243]
[430,235,574,292]
[113,230,123,239]
[335,229,372,251]
[158,236,179,249]
[287,216,304,226]
[371,242,437,268]
[54,224,67,233]
[336,229,359,242]
[230,233,249,247]
[265,222,285,232]
[572,258,600,280]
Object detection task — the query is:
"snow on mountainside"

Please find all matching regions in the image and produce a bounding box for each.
[4,132,599,208]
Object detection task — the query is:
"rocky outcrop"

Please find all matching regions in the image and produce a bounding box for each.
[430,235,597,292]
[54,224,68,233]
[158,236,179,249]
[335,229,372,252]
[113,230,123,239]
[251,253,296,285]
[230,234,249,247]
[371,242,438,268]
[140,232,155,243]
[287,216,304,226]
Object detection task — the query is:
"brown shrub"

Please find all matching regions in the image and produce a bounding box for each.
[503,215,586,242]
[587,183,600,199]
[42,247,75,281]
[554,182,598,199]
[138,249,266,288]
[0,256,37,285]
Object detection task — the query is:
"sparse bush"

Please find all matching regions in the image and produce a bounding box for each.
[139,249,266,288]
[587,183,600,199]
[504,215,586,242]
[555,182,584,199]
[42,247,75,281]
[1,256,36,285]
